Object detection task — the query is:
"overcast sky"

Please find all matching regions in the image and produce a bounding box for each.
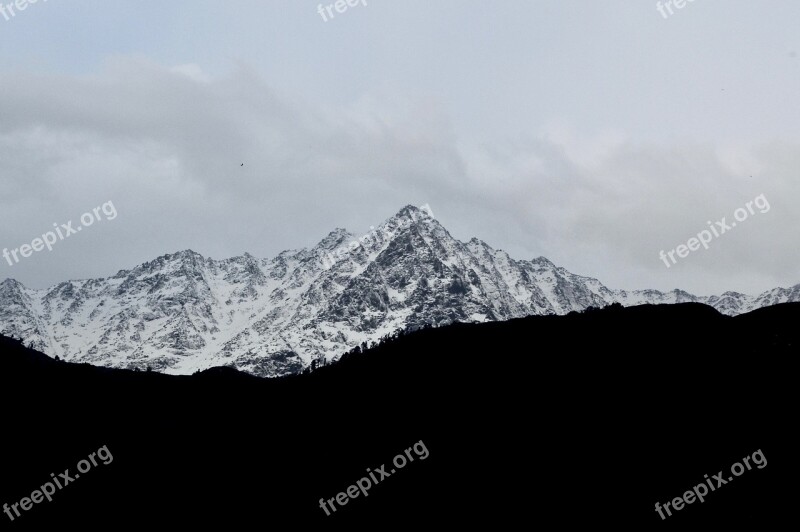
[1,0,798,295]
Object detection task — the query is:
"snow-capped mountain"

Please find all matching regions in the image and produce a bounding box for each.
[1,205,798,377]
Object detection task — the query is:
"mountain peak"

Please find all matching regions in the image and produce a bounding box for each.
[168,249,204,260]
[315,228,355,251]
[531,256,555,266]
[389,204,436,223]
[0,205,796,379]
[153,249,208,267]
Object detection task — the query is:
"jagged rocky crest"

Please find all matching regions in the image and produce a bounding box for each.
[2,205,798,377]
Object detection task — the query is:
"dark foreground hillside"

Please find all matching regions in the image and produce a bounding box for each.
[1,303,797,528]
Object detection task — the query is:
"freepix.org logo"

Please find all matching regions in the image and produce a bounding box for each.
[656,0,698,20]
[0,0,49,23]
[317,0,368,23]
[3,201,118,267]
[319,441,430,516]
[654,449,767,520]
[3,445,114,522]
[658,194,769,268]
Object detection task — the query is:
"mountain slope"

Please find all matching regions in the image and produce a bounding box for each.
[1,205,798,376]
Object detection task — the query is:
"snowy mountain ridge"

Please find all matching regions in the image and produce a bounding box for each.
[2,205,798,377]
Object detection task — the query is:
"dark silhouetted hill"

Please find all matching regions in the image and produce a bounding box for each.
[1,303,797,528]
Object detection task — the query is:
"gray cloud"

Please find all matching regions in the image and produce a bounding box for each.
[1,0,799,297]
